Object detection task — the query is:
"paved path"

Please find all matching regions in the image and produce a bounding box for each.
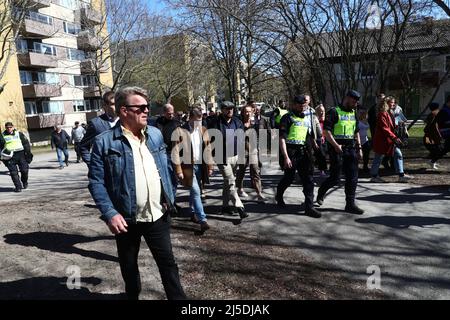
[1,150,449,299]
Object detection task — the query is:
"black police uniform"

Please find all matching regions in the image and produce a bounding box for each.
[276,110,320,217]
[317,105,361,210]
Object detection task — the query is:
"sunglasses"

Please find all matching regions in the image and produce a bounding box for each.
[125,105,150,113]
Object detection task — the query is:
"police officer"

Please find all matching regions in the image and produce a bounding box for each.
[316,90,364,215]
[0,122,33,192]
[275,95,321,218]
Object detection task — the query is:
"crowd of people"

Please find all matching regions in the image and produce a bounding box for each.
[1,86,449,300]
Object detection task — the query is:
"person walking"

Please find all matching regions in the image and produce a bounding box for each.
[207,101,248,219]
[358,108,371,172]
[235,102,267,202]
[51,125,70,169]
[172,107,214,233]
[79,91,118,166]
[314,103,328,176]
[434,95,450,163]
[316,90,365,215]
[71,121,85,163]
[88,86,186,300]
[369,97,413,183]
[0,122,33,192]
[275,95,321,218]
[424,102,443,169]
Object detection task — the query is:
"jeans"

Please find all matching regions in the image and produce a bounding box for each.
[235,154,262,195]
[56,147,69,167]
[115,215,186,300]
[190,165,207,222]
[370,147,404,177]
[167,159,178,203]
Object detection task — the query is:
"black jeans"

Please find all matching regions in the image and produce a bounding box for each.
[318,145,358,205]
[362,141,371,169]
[4,151,28,189]
[115,214,186,300]
[314,140,328,171]
[74,142,81,161]
[277,147,315,210]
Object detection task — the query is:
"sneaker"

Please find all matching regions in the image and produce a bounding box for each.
[22,183,28,189]
[275,194,286,207]
[59,166,64,170]
[238,189,249,198]
[305,207,322,218]
[316,194,324,206]
[237,207,249,219]
[429,161,438,170]
[200,221,210,232]
[14,187,22,193]
[345,204,364,215]
[65,161,69,167]
[370,176,385,183]
[398,174,413,183]
[256,194,266,203]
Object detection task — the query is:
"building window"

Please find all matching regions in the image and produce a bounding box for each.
[33,42,57,56]
[361,61,376,78]
[20,71,33,85]
[16,39,28,53]
[73,100,86,112]
[58,0,80,10]
[37,72,60,85]
[67,48,85,61]
[63,22,81,35]
[41,101,64,114]
[27,11,53,25]
[25,101,37,115]
[71,75,96,87]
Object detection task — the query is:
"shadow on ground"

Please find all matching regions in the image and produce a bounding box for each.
[4,232,118,262]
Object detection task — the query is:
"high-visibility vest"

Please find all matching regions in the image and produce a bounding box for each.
[275,108,289,126]
[333,107,356,140]
[286,113,309,145]
[2,131,24,152]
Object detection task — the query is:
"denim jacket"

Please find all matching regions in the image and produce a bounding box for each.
[88,123,175,223]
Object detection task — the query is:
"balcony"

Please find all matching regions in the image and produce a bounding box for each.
[21,18,55,38]
[26,113,65,129]
[83,86,101,98]
[80,59,109,73]
[77,32,101,51]
[77,7,102,26]
[22,84,62,98]
[29,0,51,9]
[17,51,58,68]
[387,71,441,90]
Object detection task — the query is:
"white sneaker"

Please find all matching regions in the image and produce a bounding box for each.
[370,176,385,183]
[430,161,438,170]
[238,189,249,198]
[398,174,413,183]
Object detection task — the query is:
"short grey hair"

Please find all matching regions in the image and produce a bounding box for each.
[163,104,174,113]
[115,87,148,114]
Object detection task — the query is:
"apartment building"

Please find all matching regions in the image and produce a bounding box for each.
[1,0,113,145]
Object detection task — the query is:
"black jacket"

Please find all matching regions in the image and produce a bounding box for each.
[51,130,70,149]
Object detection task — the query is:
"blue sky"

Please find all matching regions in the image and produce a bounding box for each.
[147,0,169,13]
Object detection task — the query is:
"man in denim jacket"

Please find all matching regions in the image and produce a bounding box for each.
[88,87,186,300]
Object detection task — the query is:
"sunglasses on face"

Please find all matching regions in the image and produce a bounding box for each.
[125,105,150,113]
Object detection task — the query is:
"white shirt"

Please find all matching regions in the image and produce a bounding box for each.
[191,125,202,163]
[110,118,120,128]
[122,126,163,223]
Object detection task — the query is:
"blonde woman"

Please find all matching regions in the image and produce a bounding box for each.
[370,97,413,182]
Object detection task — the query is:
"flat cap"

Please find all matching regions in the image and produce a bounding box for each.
[293,95,307,104]
[221,101,235,109]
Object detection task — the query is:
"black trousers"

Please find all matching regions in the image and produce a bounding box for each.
[430,138,450,162]
[74,142,81,161]
[4,151,28,190]
[115,214,186,300]
[276,147,315,210]
[362,141,371,169]
[318,145,358,205]
[314,140,328,171]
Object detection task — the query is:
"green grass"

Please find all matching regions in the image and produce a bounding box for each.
[407,124,425,139]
